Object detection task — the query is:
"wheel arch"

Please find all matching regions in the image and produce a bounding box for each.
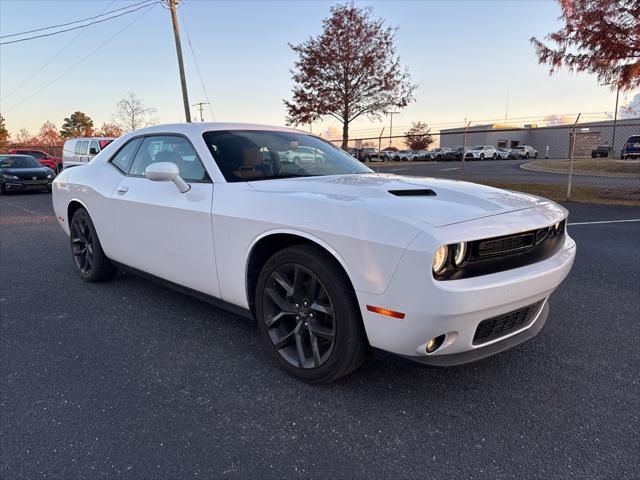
[245,230,354,316]
[67,198,90,223]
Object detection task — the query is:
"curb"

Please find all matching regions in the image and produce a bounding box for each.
[520,161,640,178]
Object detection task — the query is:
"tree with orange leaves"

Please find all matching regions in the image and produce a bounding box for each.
[96,122,123,137]
[37,121,62,146]
[531,0,639,90]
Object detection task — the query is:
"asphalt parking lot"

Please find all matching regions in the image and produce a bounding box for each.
[1,192,639,479]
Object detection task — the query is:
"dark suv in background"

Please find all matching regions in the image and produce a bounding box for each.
[621,136,640,160]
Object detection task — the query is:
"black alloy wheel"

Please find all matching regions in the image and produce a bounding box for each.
[69,208,117,282]
[262,264,336,369]
[256,245,367,383]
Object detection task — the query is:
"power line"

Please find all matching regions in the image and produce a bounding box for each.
[0,1,156,45]
[179,8,215,121]
[0,0,154,39]
[1,1,116,103]
[3,4,157,113]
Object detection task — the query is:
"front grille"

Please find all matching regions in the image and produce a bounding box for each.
[477,232,535,258]
[473,301,543,345]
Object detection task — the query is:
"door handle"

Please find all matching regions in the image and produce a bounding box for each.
[116,185,129,195]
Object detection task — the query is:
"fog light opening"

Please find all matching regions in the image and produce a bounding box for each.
[425,334,446,354]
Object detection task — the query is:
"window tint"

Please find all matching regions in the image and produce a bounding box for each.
[110,138,143,174]
[129,136,208,182]
[89,141,99,155]
[75,141,88,155]
[202,130,371,182]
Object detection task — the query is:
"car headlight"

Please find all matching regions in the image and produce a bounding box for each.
[1,173,19,180]
[432,245,449,274]
[47,174,53,179]
[453,242,468,267]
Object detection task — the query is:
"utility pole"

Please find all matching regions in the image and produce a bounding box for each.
[611,83,620,158]
[192,102,209,122]
[388,111,399,146]
[165,0,191,122]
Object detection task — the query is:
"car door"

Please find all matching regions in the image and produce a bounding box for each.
[109,134,220,297]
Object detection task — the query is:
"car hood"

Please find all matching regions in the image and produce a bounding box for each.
[246,174,550,228]
[2,167,51,178]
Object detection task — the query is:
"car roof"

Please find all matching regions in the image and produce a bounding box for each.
[131,122,309,137]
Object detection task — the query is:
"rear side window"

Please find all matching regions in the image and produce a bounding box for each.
[110,138,143,174]
[129,135,209,182]
[75,141,88,155]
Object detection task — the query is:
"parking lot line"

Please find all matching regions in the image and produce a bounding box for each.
[567,219,640,226]
[440,167,459,171]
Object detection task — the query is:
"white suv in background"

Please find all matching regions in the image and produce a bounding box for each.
[465,145,499,160]
[513,145,538,159]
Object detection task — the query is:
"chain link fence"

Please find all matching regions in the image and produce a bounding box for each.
[329,118,640,203]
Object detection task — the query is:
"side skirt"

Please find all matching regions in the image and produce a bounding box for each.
[111,261,254,320]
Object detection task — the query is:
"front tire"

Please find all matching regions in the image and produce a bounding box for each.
[69,208,118,282]
[255,245,367,383]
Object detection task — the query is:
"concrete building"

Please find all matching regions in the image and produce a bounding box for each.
[439,118,640,158]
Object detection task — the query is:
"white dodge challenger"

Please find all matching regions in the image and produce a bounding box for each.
[52,123,576,383]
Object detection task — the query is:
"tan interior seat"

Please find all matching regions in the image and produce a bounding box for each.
[233,148,263,179]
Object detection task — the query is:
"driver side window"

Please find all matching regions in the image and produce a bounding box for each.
[129,136,209,182]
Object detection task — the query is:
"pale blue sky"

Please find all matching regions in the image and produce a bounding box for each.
[1,0,635,139]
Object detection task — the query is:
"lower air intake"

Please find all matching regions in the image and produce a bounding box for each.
[473,301,544,345]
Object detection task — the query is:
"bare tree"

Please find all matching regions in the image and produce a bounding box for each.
[116,93,156,132]
[285,4,416,149]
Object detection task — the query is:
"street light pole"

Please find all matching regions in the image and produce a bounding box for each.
[166,0,191,123]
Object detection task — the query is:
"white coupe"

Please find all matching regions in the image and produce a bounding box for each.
[52,123,576,383]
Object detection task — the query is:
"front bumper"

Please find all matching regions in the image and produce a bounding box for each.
[2,180,52,191]
[356,208,576,364]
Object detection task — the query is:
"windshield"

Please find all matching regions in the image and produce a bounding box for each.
[472,146,484,150]
[514,146,525,150]
[203,130,372,182]
[0,155,41,168]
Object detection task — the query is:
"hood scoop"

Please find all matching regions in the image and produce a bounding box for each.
[388,188,437,197]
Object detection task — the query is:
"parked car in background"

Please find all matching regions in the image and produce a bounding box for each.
[359,147,387,162]
[281,146,328,165]
[621,135,640,159]
[62,137,116,169]
[397,150,424,161]
[425,147,452,160]
[465,145,499,160]
[513,145,538,159]
[0,154,55,194]
[51,122,575,383]
[496,148,518,160]
[591,145,613,158]
[9,148,62,172]
[443,147,465,161]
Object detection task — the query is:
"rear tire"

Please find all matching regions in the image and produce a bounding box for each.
[69,208,118,282]
[255,244,368,383]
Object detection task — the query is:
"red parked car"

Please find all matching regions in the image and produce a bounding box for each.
[8,149,62,172]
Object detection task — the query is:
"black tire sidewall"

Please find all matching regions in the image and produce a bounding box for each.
[70,208,116,282]
[255,245,367,383]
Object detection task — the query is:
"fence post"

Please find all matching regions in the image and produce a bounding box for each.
[566,113,581,202]
[460,120,471,176]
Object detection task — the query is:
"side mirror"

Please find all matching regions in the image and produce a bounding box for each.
[144,162,190,193]
[89,147,98,155]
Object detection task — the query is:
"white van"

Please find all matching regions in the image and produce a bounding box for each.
[62,137,116,169]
